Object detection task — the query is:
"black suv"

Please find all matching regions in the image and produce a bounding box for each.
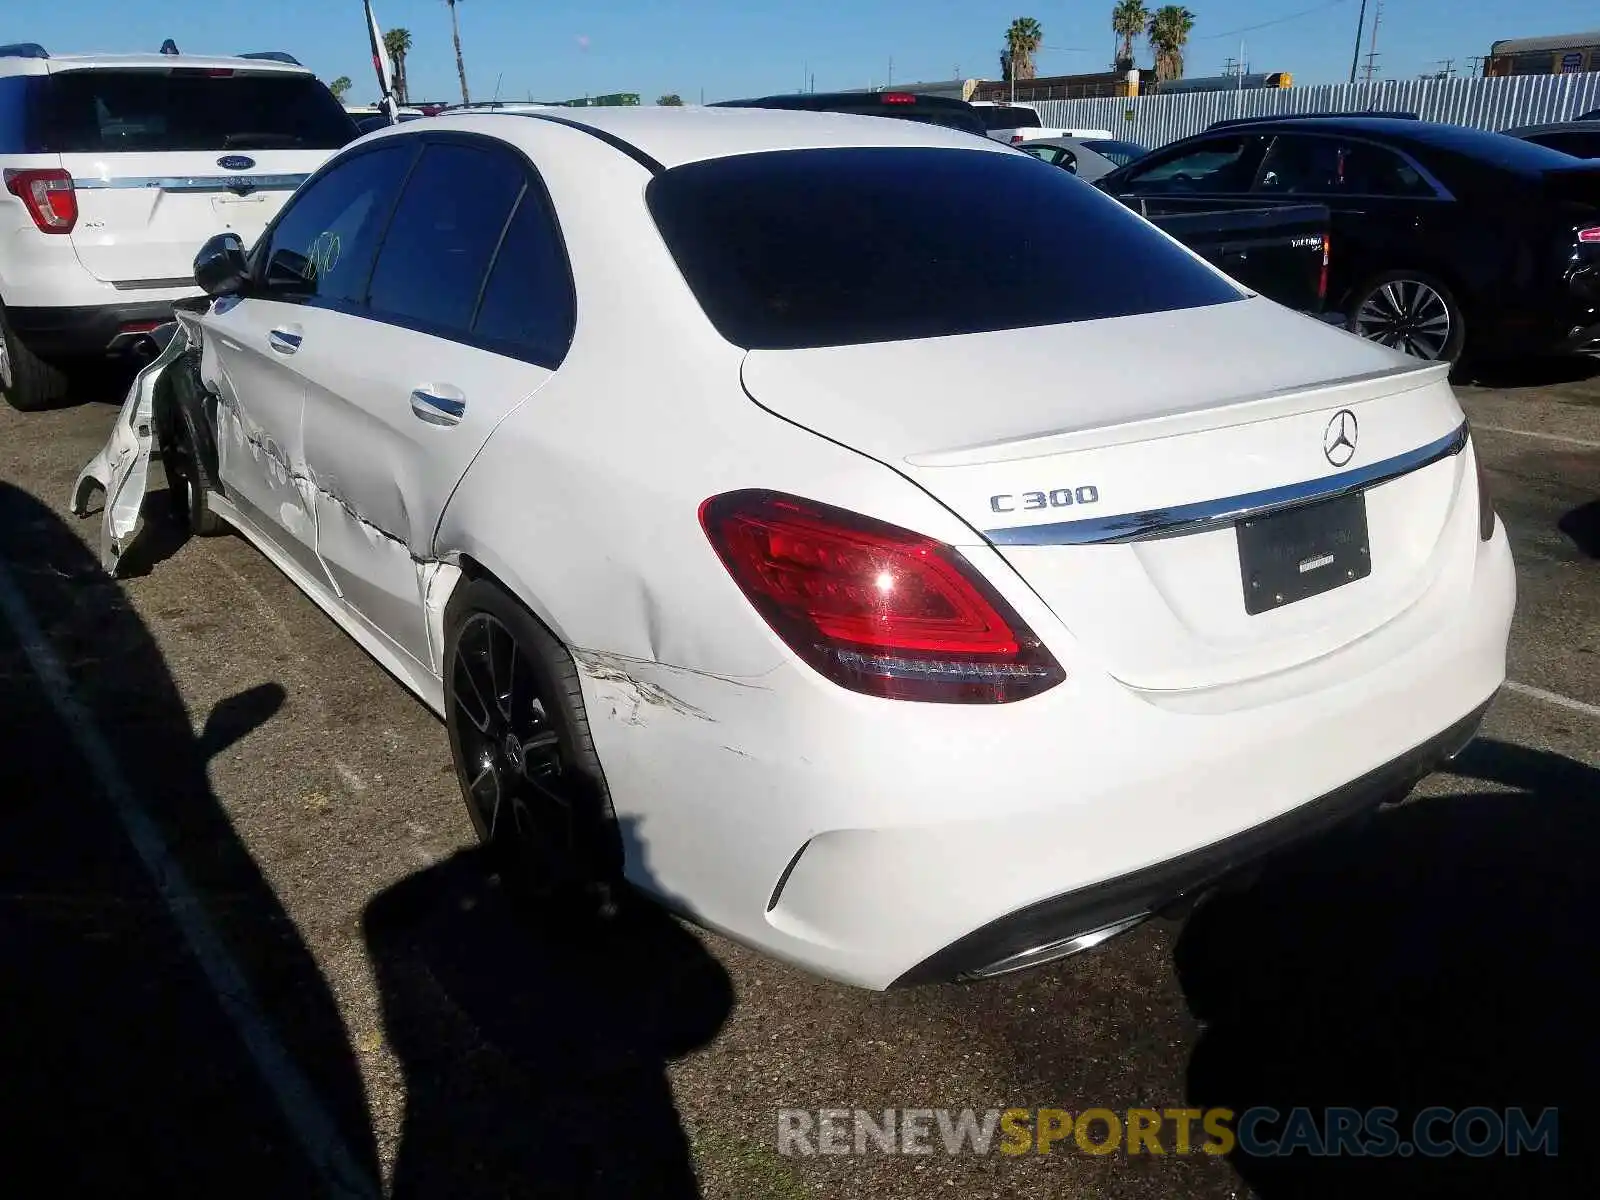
[1094,116,1600,365]
[712,90,987,138]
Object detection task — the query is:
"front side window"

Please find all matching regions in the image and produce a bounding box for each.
[257,145,413,303]
[1121,136,1259,193]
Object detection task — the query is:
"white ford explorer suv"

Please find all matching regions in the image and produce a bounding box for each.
[0,42,354,410]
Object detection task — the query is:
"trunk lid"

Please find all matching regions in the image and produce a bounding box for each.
[741,298,1472,692]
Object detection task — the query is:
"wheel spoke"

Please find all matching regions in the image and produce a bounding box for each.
[453,621,496,734]
[487,619,516,722]
[468,762,503,834]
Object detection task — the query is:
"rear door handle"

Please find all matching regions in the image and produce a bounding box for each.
[268,326,302,355]
[410,385,466,427]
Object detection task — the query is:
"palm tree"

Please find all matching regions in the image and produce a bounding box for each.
[1110,0,1150,73]
[383,28,412,104]
[1147,5,1195,82]
[656,93,684,106]
[1003,17,1043,82]
[445,0,469,104]
[328,76,353,102]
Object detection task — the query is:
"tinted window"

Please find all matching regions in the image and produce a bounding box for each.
[1525,131,1600,159]
[1020,144,1070,165]
[1255,136,1434,197]
[647,147,1242,350]
[1081,138,1147,166]
[259,145,413,303]
[1340,143,1436,195]
[471,190,576,366]
[366,142,526,335]
[32,70,355,152]
[1123,136,1257,192]
[979,106,1041,130]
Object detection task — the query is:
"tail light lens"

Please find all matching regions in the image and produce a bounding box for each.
[1009,134,1025,144]
[699,490,1064,703]
[3,168,77,233]
[1578,226,1600,244]
[1318,234,1330,305]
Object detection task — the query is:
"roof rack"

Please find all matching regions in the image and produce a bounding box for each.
[0,42,49,59]
[1207,111,1419,131]
[238,51,303,65]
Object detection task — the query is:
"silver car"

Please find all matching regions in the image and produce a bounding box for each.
[1017,135,1148,182]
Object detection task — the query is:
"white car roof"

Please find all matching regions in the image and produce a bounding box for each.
[419,105,1011,170]
[2,53,310,78]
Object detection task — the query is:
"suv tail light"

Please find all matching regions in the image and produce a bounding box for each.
[3,168,77,234]
[1009,133,1025,144]
[699,490,1064,703]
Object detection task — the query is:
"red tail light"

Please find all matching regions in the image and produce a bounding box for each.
[699,490,1064,703]
[1010,134,1025,144]
[881,92,917,105]
[4,167,77,234]
[1318,234,1330,304]
[1579,226,1600,244]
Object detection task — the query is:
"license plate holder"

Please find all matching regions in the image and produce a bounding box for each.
[1237,492,1371,615]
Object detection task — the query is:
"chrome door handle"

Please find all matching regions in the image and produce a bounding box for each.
[410,388,466,426]
[268,328,302,355]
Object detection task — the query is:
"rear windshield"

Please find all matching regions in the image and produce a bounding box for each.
[979,106,1041,131]
[646,147,1243,350]
[29,69,355,152]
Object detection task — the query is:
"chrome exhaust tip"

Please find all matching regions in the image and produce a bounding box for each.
[962,913,1150,980]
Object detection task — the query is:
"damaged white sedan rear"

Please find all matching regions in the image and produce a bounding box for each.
[73,108,1515,989]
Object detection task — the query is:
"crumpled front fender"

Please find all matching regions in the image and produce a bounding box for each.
[70,314,202,575]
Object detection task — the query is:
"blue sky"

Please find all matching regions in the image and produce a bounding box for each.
[29,0,1600,104]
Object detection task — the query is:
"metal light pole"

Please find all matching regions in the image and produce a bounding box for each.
[1348,0,1369,84]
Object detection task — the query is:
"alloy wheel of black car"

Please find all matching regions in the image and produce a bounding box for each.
[1348,273,1462,362]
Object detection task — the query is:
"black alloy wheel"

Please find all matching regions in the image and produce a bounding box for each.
[1348,270,1464,363]
[443,580,621,916]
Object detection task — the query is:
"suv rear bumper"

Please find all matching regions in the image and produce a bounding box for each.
[7,302,180,360]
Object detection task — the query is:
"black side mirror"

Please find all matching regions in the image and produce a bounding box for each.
[194,232,250,297]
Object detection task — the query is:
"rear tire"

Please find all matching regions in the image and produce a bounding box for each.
[443,577,624,923]
[1345,269,1466,365]
[156,354,227,536]
[0,303,71,412]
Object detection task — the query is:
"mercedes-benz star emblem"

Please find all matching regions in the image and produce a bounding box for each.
[1323,409,1358,467]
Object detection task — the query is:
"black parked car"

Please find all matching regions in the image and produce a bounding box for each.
[1503,121,1600,159]
[1094,116,1600,365]
[712,90,988,138]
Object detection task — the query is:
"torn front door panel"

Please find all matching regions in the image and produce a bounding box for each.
[70,316,199,575]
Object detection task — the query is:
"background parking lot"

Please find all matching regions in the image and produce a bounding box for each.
[1,364,1596,1199]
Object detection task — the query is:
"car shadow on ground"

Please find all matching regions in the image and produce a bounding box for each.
[1557,499,1600,559]
[1175,736,1600,1198]
[0,481,380,1194]
[362,837,735,1199]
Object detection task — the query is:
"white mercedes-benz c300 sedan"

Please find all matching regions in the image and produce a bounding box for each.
[74,107,1515,989]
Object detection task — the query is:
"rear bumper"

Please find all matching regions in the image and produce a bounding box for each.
[7,301,182,359]
[892,696,1491,986]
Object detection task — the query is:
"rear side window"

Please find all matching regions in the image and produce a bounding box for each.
[979,106,1041,131]
[31,69,355,152]
[366,142,526,336]
[647,147,1242,350]
[471,189,577,367]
